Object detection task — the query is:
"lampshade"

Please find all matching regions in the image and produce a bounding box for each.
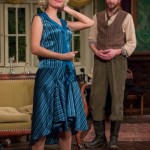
[6,0,91,7]
[69,0,92,9]
[6,0,25,4]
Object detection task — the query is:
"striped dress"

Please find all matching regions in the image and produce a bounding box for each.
[30,12,88,145]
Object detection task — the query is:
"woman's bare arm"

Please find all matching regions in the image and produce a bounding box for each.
[63,6,94,31]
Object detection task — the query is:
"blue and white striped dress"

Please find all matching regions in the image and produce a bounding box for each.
[30,12,88,145]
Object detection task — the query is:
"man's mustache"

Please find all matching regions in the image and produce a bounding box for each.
[108,2,115,5]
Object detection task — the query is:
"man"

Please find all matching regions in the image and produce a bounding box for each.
[87,0,136,149]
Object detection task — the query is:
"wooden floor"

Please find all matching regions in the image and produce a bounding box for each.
[1,115,150,150]
[1,141,150,150]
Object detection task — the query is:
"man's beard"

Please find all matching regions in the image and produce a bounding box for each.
[106,1,120,11]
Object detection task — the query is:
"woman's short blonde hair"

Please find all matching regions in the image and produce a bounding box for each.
[38,0,69,11]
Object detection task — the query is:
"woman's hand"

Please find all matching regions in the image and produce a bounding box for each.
[63,0,69,7]
[58,0,69,11]
[61,51,78,61]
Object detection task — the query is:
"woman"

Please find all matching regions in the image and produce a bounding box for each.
[30,0,94,150]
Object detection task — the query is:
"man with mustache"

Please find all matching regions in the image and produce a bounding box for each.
[86,0,136,149]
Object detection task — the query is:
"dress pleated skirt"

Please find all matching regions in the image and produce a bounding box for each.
[30,67,88,145]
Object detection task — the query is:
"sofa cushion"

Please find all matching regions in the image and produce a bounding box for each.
[0,79,34,108]
[0,107,31,123]
[17,105,33,115]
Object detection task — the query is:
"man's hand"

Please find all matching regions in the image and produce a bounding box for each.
[95,50,110,60]
[95,49,122,60]
[105,49,122,60]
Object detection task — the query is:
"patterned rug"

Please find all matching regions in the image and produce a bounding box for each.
[83,123,150,142]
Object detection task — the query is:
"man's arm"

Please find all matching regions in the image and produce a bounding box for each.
[88,14,98,53]
[122,13,137,57]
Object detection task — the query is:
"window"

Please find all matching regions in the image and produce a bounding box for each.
[0,4,4,66]
[64,9,81,64]
[4,4,30,67]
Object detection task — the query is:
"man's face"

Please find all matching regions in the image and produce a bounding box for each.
[105,0,121,10]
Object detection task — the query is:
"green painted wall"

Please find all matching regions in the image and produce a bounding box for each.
[97,0,105,11]
[136,0,150,51]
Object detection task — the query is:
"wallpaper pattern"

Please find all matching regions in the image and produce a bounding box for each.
[135,0,150,51]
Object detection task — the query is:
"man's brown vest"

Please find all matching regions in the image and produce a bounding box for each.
[96,9,128,50]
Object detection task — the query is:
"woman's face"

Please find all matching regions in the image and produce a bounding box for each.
[48,0,64,9]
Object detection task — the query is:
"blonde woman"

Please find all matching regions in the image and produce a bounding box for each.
[30,0,94,150]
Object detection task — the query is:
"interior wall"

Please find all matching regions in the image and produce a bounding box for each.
[128,0,150,112]
[135,0,150,51]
